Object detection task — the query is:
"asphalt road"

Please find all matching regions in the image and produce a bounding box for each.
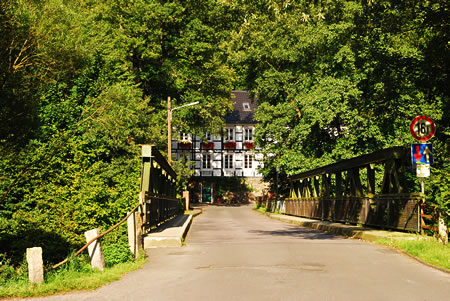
[26,205,449,301]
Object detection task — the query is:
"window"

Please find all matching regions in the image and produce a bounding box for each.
[202,154,212,169]
[179,152,190,163]
[244,128,253,141]
[180,132,191,141]
[224,128,234,141]
[205,132,212,141]
[224,154,233,169]
[244,154,253,169]
[243,102,251,111]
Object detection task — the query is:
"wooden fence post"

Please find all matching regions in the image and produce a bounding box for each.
[438,212,448,245]
[26,247,44,283]
[183,190,190,211]
[128,211,143,258]
[84,228,106,270]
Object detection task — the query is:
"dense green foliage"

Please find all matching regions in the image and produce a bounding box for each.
[1,0,448,269]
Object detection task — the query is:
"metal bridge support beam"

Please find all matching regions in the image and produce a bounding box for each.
[335,172,342,198]
[367,164,376,196]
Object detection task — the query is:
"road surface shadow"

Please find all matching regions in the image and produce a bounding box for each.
[149,215,190,233]
[191,202,250,207]
[249,226,345,240]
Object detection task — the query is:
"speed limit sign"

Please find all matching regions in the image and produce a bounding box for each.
[410,116,435,141]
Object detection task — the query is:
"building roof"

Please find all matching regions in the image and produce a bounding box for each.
[224,91,258,124]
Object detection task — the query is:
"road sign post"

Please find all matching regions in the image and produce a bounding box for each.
[410,116,435,142]
[410,116,435,178]
[410,116,438,236]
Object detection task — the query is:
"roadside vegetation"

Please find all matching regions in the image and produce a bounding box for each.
[254,204,271,214]
[0,224,146,299]
[377,238,450,271]
[0,253,146,299]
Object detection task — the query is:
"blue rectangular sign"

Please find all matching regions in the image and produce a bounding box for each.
[411,143,433,165]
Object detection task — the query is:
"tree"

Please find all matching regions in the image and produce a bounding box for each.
[0,0,40,148]
[229,0,448,173]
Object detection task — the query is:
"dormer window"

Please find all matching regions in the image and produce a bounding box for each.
[180,132,191,142]
[243,102,251,111]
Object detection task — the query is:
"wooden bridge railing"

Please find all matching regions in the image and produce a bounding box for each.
[140,145,179,231]
[287,147,421,232]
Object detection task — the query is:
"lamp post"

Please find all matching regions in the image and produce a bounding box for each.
[276,167,279,197]
[167,96,200,165]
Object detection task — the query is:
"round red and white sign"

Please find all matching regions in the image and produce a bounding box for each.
[410,116,435,141]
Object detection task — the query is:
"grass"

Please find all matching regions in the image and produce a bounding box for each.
[185,208,202,215]
[377,237,450,271]
[0,254,146,299]
[253,206,268,213]
[254,206,282,215]
[258,207,268,213]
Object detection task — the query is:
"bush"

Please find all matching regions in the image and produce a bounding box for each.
[0,253,28,285]
[178,198,185,214]
[0,255,16,285]
[53,253,92,275]
[102,241,133,267]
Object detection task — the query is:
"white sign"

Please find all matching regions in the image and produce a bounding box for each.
[416,164,430,178]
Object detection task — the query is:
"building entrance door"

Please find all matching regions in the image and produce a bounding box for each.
[201,185,212,203]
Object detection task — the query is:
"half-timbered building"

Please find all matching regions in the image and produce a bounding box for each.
[171,91,266,203]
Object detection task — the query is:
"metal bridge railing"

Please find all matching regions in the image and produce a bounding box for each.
[286,147,422,232]
[140,145,179,231]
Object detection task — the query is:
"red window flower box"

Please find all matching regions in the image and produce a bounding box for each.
[224,141,236,149]
[179,141,192,149]
[243,141,254,149]
[201,142,214,149]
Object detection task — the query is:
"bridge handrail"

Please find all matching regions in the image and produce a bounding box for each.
[286,147,423,232]
[290,146,405,181]
[139,145,179,230]
[140,145,177,199]
[52,202,142,269]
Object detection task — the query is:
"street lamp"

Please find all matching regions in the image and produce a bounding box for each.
[167,96,200,165]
